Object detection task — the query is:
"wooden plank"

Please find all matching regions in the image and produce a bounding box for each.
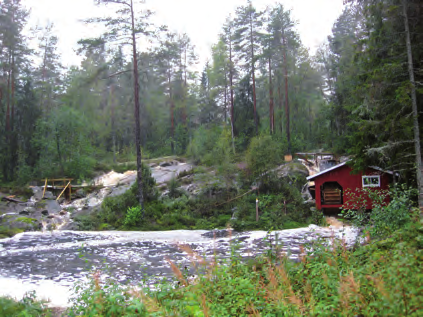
[56,181,71,201]
[42,178,48,199]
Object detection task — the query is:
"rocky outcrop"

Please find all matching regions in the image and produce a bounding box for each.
[274,161,309,179]
[0,187,71,234]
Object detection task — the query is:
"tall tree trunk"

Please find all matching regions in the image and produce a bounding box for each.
[268,56,274,134]
[130,0,144,211]
[229,31,235,154]
[169,70,175,154]
[250,12,258,135]
[11,53,15,132]
[224,70,228,122]
[182,45,187,125]
[111,85,117,164]
[282,27,290,153]
[41,38,48,112]
[6,54,11,134]
[278,82,283,135]
[403,0,423,214]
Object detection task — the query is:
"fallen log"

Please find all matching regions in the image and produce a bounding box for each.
[1,196,24,204]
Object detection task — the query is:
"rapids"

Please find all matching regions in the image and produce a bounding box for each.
[0,225,360,307]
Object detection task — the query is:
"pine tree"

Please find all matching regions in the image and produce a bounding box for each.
[233,0,264,135]
[87,0,154,212]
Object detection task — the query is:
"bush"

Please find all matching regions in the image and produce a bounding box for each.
[168,177,182,199]
[186,126,221,165]
[0,292,50,317]
[246,135,282,182]
[369,185,417,237]
[341,185,417,238]
[0,226,24,239]
[123,205,143,228]
[74,214,100,231]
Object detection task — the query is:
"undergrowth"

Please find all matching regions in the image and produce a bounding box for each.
[0,292,51,317]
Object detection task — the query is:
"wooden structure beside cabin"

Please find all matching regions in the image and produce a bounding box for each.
[306,162,394,211]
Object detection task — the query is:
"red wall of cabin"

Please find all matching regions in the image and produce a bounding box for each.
[314,165,391,210]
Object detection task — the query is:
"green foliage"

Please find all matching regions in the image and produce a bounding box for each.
[33,106,95,180]
[68,278,147,317]
[310,208,325,226]
[370,185,417,237]
[0,292,50,317]
[123,205,143,228]
[74,214,100,231]
[0,227,24,239]
[14,217,38,225]
[230,185,311,231]
[246,135,281,180]
[187,126,222,165]
[341,186,418,239]
[168,177,182,199]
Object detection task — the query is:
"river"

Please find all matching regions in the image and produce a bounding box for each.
[0,225,359,307]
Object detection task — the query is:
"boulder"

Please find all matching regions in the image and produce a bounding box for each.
[30,186,44,201]
[59,210,67,215]
[7,216,41,231]
[275,162,309,179]
[45,200,61,213]
[43,191,55,200]
[160,160,180,168]
[74,189,86,199]
[19,207,36,215]
[60,221,79,231]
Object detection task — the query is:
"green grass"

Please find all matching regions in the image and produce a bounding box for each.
[0,226,24,239]
[0,293,51,317]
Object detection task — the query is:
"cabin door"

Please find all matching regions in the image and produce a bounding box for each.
[321,182,343,205]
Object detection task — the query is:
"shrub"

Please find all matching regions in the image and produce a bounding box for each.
[168,177,182,199]
[0,227,24,239]
[186,125,221,165]
[341,185,417,238]
[246,136,279,173]
[123,205,143,228]
[369,185,417,237]
[0,292,50,317]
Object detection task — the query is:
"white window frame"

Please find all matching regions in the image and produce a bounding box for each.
[362,175,380,188]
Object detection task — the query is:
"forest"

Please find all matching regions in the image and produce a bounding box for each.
[0,0,423,316]
[1,0,422,190]
[0,0,421,185]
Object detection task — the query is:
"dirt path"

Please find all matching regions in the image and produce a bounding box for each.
[326,217,345,228]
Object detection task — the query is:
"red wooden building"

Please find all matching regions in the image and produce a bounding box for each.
[306,162,395,211]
